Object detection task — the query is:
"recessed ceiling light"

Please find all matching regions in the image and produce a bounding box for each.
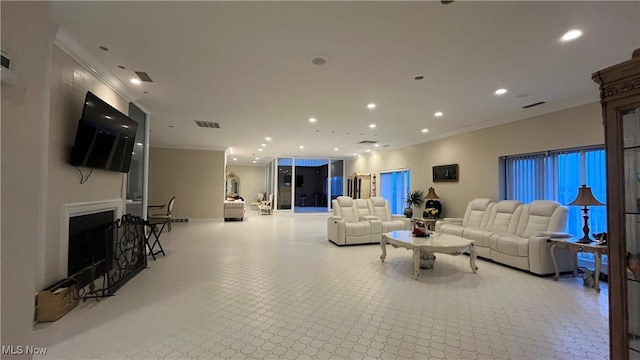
[334,148,339,151]
[265,137,271,141]
[561,29,583,42]
[367,103,376,109]
[353,153,357,156]
[309,118,317,123]
[495,88,508,95]
[434,111,443,117]
[255,157,259,160]
[233,158,237,161]
[422,128,429,133]
[366,149,372,152]
[130,78,141,85]
[299,145,304,149]
[261,143,266,147]
[258,148,263,152]
[414,76,424,80]
[117,65,126,69]
[98,46,109,51]
[252,161,256,163]
[369,124,376,129]
[374,144,380,147]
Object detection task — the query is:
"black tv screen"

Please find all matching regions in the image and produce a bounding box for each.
[70,92,138,173]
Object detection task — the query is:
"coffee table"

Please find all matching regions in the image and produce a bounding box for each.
[381,230,478,279]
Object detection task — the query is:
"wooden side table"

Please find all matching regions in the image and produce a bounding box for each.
[549,238,608,293]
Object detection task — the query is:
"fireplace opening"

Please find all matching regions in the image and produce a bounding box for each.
[68,210,114,288]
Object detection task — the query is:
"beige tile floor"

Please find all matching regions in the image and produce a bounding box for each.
[34,212,610,359]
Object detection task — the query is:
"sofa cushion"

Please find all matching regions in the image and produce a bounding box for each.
[354,199,372,220]
[490,234,529,257]
[485,200,522,233]
[345,221,371,236]
[333,196,358,221]
[464,229,495,247]
[516,200,568,237]
[381,220,407,233]
[462,199,494,228]
[367,197,393,221]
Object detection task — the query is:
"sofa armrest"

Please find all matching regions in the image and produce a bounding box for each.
[327,216,346,245]
[440,217,463,224]
[435,218,462,232]
[528,235,573,275]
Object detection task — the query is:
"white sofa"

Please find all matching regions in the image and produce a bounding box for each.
[224,201,245,221]
[328,196,411,246]
[436,199,573,275]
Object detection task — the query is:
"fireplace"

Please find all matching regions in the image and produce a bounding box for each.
[61,199,146,298]
[60,199,123,278]
[68,210,114,288]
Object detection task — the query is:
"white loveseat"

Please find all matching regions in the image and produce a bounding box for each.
[328,196,411,246]
[436,199,573,275]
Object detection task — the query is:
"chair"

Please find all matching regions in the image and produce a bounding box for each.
[148,196,176,232]
[259,194,273,215]
[251,193,264,210]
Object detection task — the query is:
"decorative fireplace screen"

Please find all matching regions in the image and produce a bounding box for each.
[72,214,146,299]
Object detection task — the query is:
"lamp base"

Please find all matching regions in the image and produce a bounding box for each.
[575,236,594,244]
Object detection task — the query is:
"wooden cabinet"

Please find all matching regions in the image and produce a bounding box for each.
[592,48,640,360]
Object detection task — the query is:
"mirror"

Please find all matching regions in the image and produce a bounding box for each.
[227,173,240,196]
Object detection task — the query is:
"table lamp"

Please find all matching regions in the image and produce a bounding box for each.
[569,185,605,244]
[423,187,442,218]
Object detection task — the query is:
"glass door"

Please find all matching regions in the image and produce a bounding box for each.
[294,159,329,213]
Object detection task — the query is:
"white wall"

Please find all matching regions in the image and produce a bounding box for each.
[1,1,51,355]
[346,102,604,218]
[227,164,266,202]
[41,46,129,288]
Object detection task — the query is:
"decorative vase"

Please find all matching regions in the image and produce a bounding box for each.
[628,252,640,280]
[404,207,413,218]
[425,199,442,218]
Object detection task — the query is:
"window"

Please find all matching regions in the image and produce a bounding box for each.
[380,170,410,215]
[503,147,607,270]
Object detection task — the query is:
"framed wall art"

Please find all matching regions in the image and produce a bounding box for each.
[433,164,459,182]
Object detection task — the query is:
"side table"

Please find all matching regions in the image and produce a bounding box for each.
[549,238,608,293]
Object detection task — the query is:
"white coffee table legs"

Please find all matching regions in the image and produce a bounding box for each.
[413,249,421,280]
[469,244,478,274]
[380,235,387,262]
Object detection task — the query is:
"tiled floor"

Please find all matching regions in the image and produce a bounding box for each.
[34,212,610,359]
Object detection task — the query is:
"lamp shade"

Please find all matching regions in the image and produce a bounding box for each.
[424,187,440,200]
[569,185,604,206]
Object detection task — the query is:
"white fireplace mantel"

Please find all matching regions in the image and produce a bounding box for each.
[59,199,124,277]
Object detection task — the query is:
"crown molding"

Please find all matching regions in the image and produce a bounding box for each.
[53,28,140,104]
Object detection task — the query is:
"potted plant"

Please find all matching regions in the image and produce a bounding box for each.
[404,190,425,218]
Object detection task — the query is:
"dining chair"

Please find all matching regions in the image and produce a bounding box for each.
[148,196,176,232]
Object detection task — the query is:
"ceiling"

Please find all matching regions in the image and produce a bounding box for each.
[49,1,640,165]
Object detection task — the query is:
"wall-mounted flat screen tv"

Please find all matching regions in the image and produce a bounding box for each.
[69,91,138,173]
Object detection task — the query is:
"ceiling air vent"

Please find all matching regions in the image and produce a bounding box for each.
[357,140,378,144]
[134,71,153,82]
[195,121,220,129]
[522,101,546,109]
